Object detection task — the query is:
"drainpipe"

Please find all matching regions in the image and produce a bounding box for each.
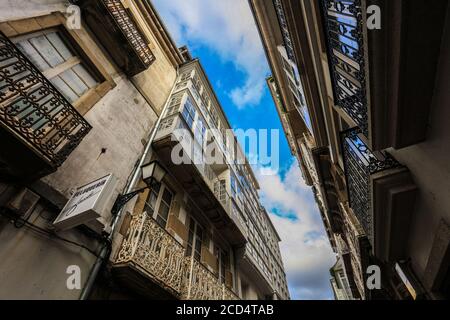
[79,66,179,300]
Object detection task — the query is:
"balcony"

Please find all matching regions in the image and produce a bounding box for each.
[339,202,371,299]
[341,128,417,262]
[113,212,239,300]
[76,0,155,76]
[152,114,247,245]
[322,0,447,150]
[182,258,239,300]
[0,32,91,181]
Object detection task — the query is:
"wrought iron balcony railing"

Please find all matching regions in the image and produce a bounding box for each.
[322,0,369,137]
[182,257,239,300]
[273,0,296,62]
[0,31,91,168]
[341,128,400,244]
[115,211,240,300]
[103,0,155,67]
[115,212,186,295]
[74,0,155,76]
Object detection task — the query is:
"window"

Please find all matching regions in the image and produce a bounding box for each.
[214,179,227,205]
[210,107,219,128]
[215,247,229,285]
[194,115,206,147]
[143,181,173,228]
[186,218,203,261]
[179,71,191,82]
[230,174,237,198]
[165,93,183,118]
[14,29,99,104]
[159,117,175,130]
[181,97,196,129]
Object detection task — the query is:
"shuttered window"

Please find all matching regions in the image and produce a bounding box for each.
[13,29,99,104]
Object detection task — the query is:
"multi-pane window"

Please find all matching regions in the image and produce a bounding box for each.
[156,187,173,228]
[14,29,99,104]
[159,117,175,130]
[166,93,183,118]
[192,75,202,92]
[181,96,196,129]
[179,71,191,82]
[210,107,219,128]
[215,248,229,285]
[187,218,203,261]
[214,180,227,206]
[194,115,206,146]
[143,181,173,228]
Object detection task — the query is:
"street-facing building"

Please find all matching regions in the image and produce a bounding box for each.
[0,0,289,300]
[250,0,450,300]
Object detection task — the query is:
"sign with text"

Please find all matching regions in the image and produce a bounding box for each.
[53,174,117,230]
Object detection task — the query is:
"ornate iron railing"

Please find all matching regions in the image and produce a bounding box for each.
[182,257,239,300]
[115,211,240,300]
[322,0,369,137]
[0,31,91,167]
[341,128,400,244]
[115,212,187,295]
[103,0,155,67]
[273,0,296,62]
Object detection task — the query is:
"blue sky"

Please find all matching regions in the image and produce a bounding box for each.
[152,0,336,300]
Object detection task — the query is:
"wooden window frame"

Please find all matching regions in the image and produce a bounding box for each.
[143,181,173,229]
[0,12,116,116]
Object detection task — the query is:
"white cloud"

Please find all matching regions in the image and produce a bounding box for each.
[256,162,336,300]
[152,0,268,109]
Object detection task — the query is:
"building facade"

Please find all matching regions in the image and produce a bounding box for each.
[97,57,290,300]
[330,257,355,300]
[0,0,289,300]
[250,0,450,300]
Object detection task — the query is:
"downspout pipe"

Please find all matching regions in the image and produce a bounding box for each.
[79,66,179,300]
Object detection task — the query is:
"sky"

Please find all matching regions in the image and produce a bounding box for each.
[152,0,336,300]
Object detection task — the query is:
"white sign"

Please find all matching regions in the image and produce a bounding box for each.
[395,263,417,300]
[53,174,117,230]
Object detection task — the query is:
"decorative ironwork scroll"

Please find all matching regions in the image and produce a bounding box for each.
[0,31,91,166]
[115,211,240,300]
[273,0,296,62]
[322,0,369,137]
[115,212,187,294]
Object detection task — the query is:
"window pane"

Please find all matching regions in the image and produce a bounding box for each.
[157,203,170,225]
[161,188,172,204]
[144,190,158,214]
[156,215,166,229]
